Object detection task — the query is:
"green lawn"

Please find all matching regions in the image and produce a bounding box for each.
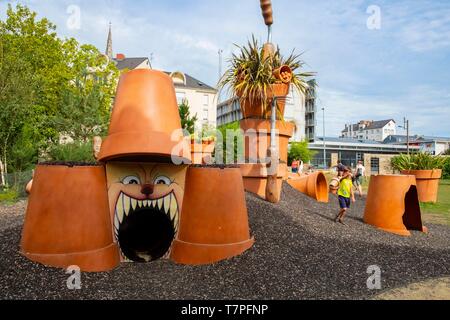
[421,180,450,226]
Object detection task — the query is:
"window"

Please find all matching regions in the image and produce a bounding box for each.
[203,108,209,121]
[203,94,209,106]
[176,92,186,105]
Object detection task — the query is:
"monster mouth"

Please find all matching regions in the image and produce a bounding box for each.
[113,192,179,262]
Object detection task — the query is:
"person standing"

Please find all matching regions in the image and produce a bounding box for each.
[354,161,366,198]
[291,159,300,174]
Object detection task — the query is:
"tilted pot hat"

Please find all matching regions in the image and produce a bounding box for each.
[98,69,190,163]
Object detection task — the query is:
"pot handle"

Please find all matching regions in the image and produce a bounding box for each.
[260,0,273,26]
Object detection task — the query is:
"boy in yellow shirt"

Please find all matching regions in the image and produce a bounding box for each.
[335,168,356,225]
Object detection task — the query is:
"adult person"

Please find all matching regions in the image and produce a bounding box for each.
[354,160,366,198]
[336,159,346,177]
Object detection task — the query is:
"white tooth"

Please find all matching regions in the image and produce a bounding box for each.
[114,214,120,237]
[151,200,156,208]
[138,200,143,208]
[116,195,124,223]
[164,194,171,214]
[131,198,137,210]
[174,212,179,229]
[123,194,130,216]
[143,200,148,207]
[170,195,178,220]
[158,198,163,210]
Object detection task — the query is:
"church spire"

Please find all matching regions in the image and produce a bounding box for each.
[105,22,113,59]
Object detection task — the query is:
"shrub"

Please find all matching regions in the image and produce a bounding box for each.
[443,157,450,179]
[47,141,96,163]
[288,141,316,166]
[391,153,447,171]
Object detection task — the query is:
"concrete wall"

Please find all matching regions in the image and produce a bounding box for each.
[363,154,396,176]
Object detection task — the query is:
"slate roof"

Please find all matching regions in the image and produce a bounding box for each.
[164,72,216,92]
[114,57,150,70]
[342,119,395,133]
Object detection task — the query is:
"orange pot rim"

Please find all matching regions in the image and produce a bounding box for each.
[98,130,191,163]
[401,169,442,180]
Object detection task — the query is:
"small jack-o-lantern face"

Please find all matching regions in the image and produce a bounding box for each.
[106,163,188,263]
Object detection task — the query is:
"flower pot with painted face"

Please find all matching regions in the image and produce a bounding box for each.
[171,166,254,265]
[98,69,190,163]
[401,170,442,203]
[106,162,188,262]
[20,163,120,272]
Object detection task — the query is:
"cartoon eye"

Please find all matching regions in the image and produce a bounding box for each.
[122,176,141,185]
[154,176,171,185]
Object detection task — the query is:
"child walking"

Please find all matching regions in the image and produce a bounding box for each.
[335,168,356,225]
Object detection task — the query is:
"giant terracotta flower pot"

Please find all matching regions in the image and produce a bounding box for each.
[20,164,120,272]
[287,172,329,203]
[190,141,216,165]
[171,166,254,265]
[401,170,442,203]
[98,69,190,163]
[364,175,427,237]
[238,83,290,120]
[239,163,287,201]
[240,119,294,163]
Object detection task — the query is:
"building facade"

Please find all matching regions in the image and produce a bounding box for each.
[104,25,217,129]
[217,80,317,142]
[168,71,218,129]
[309,137,419,172]
[384,135,450,155]
[341,119,397,142]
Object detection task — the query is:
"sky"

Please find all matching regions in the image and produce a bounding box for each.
[1,0,449,137]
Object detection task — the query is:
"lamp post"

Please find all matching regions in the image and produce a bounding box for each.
[322,107,326,168]
[399,117,410,155]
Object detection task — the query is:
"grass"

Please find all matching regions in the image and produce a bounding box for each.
[421,180,450,226]
[0,188,19,204]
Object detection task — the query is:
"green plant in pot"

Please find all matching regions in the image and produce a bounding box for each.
[392,153,445,203]
[218,36,314,120]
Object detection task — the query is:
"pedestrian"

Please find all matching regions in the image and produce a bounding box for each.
[291,159,299,174]
[336,159,346,177]
[335,168,356,225]
[354,160,366,198]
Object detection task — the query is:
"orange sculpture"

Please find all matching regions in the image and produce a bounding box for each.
[239,163,287,200]
[364,175,428,236]
[20,69,254,271]
[287,172,329,203]
[98,69,190,163]
[401,169,442,203]
[171,166,254,265]
[21,164,120,272]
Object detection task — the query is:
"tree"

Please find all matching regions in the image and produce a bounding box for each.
[178,99,198,135]
[288,141,317,166]
[0,4,119,179]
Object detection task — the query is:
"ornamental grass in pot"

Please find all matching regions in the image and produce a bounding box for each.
[392,153,446,203]
[218,36,314,120]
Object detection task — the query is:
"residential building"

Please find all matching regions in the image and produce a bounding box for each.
[341,119,397,142]
[217,80,317,142]
[167,71,218,129]
[104,25,217,129]
[309,137,419,174]
[384,135,450,155]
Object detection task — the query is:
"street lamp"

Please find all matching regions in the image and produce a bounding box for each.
[322,107,326,168]
[399,117,410,155]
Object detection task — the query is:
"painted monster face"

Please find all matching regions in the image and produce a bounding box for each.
[106,163,188,263]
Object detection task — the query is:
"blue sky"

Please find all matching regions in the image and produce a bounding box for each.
[1,0,449,137]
